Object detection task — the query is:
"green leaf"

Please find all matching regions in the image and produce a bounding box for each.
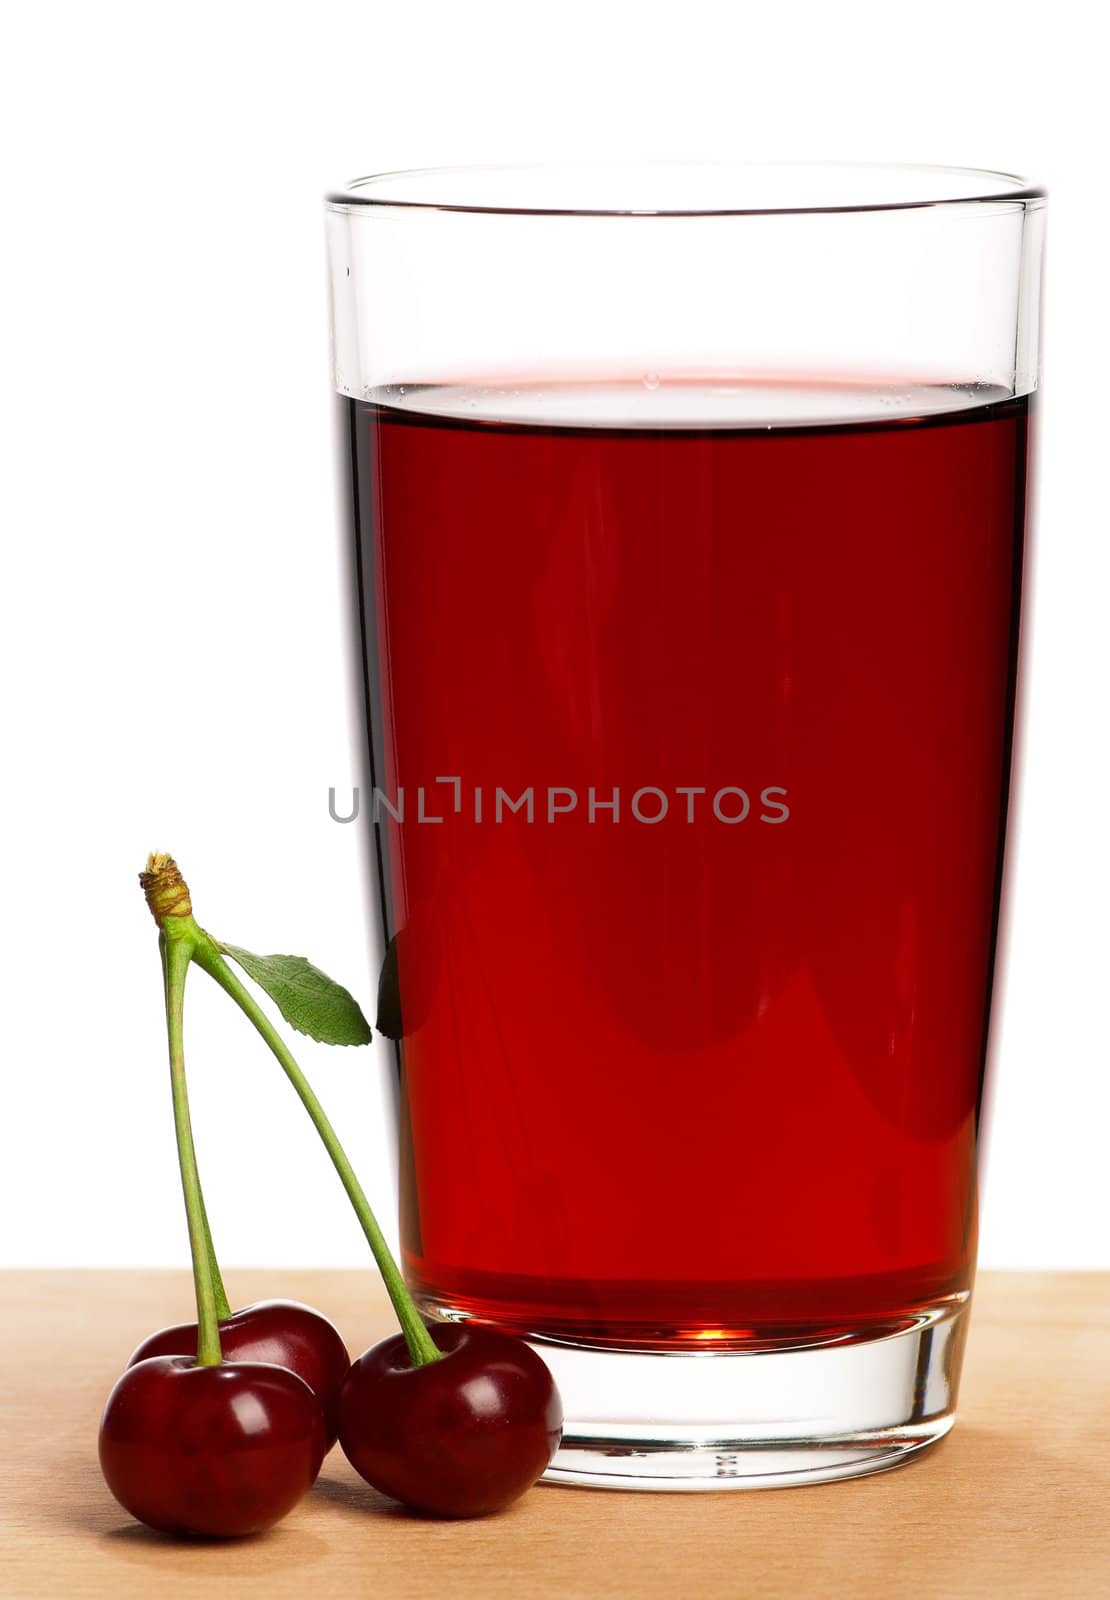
[221,945,373,1046]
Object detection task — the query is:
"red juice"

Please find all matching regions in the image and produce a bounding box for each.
[343,379,1029,1351]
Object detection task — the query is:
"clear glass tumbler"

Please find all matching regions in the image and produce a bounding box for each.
[326,163,1045,1489]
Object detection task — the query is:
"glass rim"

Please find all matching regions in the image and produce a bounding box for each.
[325,160,1045,219]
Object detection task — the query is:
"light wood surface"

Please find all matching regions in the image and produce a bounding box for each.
[1,1271,1107,1599]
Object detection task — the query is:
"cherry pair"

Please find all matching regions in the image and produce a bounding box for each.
[101,1296,560,1531]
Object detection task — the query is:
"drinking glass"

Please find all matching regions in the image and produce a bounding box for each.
[325,162,1045,1489]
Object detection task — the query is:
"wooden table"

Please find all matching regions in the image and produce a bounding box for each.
[2,1271,1107,1599]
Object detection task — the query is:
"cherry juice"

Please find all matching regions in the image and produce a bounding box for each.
[344,379,1029,1350]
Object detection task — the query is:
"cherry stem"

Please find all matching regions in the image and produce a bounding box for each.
[199,1188,232,1322]
[160,931,223,1366]
[192,936,441,1368]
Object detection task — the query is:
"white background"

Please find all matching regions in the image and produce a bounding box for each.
[1,1,1106,1271]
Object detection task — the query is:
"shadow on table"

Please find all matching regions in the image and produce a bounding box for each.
[94,1520,330,1575]
[311,1471,402,1517]
[311,1469,540,1524]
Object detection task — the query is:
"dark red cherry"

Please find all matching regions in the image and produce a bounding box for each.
[128,1300,350,1447]
[99,1355,326,1537]
[337,1323,562,1517]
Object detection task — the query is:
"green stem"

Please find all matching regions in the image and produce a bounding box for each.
[192,935,440,1368]
[161,933,222,1366]
[199,1188,232,1322]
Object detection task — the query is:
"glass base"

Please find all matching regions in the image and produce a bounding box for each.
[524,1298,968,1491]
